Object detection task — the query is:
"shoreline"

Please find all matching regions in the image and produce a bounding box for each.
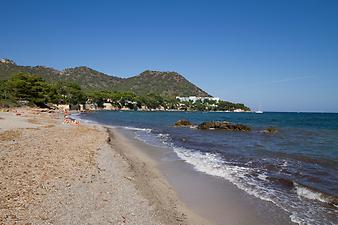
[2,108,321,225]
[75,111,338,225]
[73,110,302,225]
[72,110,295,225]
[115,128,295,225]
[0,108,211,225]
[105,127,212,225]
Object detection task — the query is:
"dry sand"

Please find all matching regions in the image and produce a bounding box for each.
[0,108,210,225]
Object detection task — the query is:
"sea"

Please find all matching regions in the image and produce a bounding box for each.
[72,111,338,225]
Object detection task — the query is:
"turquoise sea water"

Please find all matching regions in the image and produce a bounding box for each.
[75,111,338,224]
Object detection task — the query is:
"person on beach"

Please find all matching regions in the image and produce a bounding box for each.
[64,109,69,117]
[63,108,80,126]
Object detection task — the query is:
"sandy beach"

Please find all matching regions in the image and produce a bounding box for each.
[0,108,210,225]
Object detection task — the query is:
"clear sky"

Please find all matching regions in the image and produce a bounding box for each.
[1,0,338,112]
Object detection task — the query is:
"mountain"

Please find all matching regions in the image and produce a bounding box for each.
[0,59,121,90]
[62,67,122,90]
[112,70,209,97]
[0,59,210,97]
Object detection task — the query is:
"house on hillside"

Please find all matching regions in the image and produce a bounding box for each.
[176,96,220,103]
[103,103,119,110]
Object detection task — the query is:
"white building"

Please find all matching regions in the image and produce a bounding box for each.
[176,96,220,103]
[0,58,15,64]
[103,103,115,110]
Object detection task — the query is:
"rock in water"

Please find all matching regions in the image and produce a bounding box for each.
[197,121,251,131]
[263,127,278,134]
[175,120,193,127]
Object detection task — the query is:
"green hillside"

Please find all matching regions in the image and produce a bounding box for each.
[112,70,209,97]
[0,59,209,97]
[62,67,121,90]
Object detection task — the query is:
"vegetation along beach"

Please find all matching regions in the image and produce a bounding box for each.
[1,1,338,225]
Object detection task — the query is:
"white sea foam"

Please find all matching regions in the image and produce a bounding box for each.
[122,126,152,133]
[69,114,100,125]
[68,113,80,120]
[295,184,324,202]
[172,147,275,203]
[289,214,306,225]
[280,160,288,171]
[70,114,152,134]
[171,146,338,225]
[258,173,269,181]
[157,133,170,139]
[295,183,337,208]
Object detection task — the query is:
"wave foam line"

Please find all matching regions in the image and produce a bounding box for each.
[173,147,275,203]
[172,146,338,225]
[295,183,338,208]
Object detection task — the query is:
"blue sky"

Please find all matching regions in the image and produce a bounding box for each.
[1,0,338,112]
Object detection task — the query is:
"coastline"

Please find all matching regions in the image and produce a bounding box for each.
[105,127,212,225]
[74,110,305,225]
[75,110,338,225]
[0,108,210,225]
[114,128,295,225]
[3,108,329,225]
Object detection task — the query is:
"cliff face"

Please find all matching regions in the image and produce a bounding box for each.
[0,59,210,97]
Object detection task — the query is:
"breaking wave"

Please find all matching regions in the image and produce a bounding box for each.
[171,146,338,225]
[295,183,338,208]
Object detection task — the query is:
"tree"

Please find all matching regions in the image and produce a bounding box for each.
[49,81,86,105]
[195,100,206,111]
[7,73,50,105]
[0,80,9,100]
[0,80,17,107]
[143,93,164,109]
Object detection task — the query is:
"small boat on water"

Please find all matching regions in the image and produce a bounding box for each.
[255,104,263,113]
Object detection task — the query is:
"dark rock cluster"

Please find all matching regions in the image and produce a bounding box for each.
[174,119,193,127]
[174,120,251,131]
[263,127,278,134]
[197,121,251,131]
